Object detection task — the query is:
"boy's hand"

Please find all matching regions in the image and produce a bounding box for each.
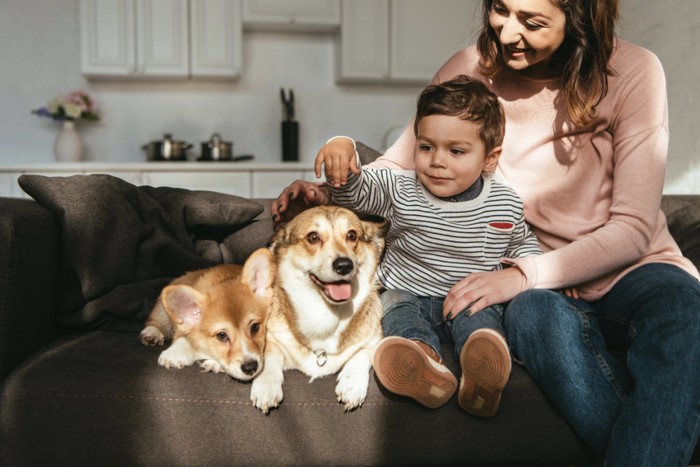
[314,137,360,187]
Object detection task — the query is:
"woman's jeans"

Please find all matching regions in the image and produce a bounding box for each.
[505,263,700,467]
[380,288,505,362]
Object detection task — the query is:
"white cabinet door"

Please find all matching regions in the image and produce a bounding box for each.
[337,0,474,84]
[337,0,389,82]
[80,0,137,75]
[190,0,243,79]
[242,0,340,31]
[136,0,189,76]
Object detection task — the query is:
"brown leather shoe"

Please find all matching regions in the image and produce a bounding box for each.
[458,328,511,418]
[373,336,457,409]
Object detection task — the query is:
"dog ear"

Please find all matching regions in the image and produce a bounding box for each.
[161,285,206,332]
[361,218,389,257]
[242,247,274,298]
[361,218,389,240]
[268,225,289,252]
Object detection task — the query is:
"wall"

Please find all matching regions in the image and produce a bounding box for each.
[0,0,698,192]
[618,0,700,193]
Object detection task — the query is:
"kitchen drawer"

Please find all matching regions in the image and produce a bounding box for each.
[303,169,325,183]
[251,170,306,198]
[85,170,142,186]
[142,171,251,197]
[0,173,18,197]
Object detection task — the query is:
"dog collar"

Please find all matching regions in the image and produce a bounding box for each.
[313,349,328,366]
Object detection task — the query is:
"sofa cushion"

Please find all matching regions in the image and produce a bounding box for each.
[18,174,265,332]
[0,331,591,466]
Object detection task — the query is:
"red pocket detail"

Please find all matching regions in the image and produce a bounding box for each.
[489,222,514,230]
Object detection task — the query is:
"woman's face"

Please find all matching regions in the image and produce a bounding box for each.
[488,0,567,79]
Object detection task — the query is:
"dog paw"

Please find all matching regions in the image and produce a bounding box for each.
[139,326,165,346]
[250,380,284,414]
[198,359,224,374]
[335,371,369,411]
[158,345,194,369]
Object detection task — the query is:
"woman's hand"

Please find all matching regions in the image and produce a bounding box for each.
[442,267,527,320]
[562,287,580,299]
[314,137,360,187]
[270,180,330,227]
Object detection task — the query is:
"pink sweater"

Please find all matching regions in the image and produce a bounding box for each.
[372,40,699,300]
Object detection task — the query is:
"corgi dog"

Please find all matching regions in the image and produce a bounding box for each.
[250,206,387,413]
[139,248,273,382]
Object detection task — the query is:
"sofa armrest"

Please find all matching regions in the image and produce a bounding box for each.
[0,197,61,381]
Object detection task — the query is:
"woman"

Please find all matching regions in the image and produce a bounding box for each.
[271,1,700,465]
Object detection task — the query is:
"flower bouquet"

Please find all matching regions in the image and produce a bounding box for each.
[32,91,100,122]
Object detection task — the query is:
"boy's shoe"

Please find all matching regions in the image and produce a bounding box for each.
[458,328,511,418]
[373,336,457,409]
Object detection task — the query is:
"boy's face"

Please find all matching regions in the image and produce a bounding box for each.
[414,115,500,199]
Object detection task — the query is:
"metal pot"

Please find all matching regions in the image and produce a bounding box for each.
[199,133,233,161]
[142,134,192,161]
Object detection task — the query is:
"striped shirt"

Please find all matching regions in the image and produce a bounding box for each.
[329,168,542,297]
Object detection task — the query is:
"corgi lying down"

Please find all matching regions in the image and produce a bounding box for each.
[139,250,273,382]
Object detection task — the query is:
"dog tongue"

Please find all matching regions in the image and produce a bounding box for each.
[325,282,352,302]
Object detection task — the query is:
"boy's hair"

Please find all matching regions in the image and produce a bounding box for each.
[414,75,505,154]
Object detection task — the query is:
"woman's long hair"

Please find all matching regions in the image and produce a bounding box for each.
[477,0,619,128]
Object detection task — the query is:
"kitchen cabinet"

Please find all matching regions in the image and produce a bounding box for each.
[336,0,389,82]
[190,0,243,78]
[0,163,319,199]
[242,0,340,32]
[337,0,476,84]
[81,0,189,77]
[81,0,242,79]
[80,0,135,76]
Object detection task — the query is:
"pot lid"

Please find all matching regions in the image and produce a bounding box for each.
[205,132,232,147]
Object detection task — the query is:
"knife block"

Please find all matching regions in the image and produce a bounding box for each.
[282,121,299,162]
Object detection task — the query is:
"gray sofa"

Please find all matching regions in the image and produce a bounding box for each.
[1,167,699,465]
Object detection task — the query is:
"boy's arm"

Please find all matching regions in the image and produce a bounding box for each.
[504,214,542,259]
[327,166,396,220]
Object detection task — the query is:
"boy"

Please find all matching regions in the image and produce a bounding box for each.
[318,75,541,417]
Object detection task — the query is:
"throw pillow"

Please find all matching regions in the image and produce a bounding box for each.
[18,174,264,331]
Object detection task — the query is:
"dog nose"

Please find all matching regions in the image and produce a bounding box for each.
[333,257,354,275]
[241,360,259,375]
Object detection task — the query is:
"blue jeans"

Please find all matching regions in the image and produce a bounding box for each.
[504,263,700,466]
[380,288,505,362]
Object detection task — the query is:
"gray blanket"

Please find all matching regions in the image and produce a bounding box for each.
[18,174,266,332]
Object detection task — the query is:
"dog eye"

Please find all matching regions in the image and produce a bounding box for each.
[216,331,230,343]
[306,232,320,244]
[250,322,260,335]
[347,230,357,242]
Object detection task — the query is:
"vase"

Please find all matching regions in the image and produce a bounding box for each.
[54,120,83,162]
